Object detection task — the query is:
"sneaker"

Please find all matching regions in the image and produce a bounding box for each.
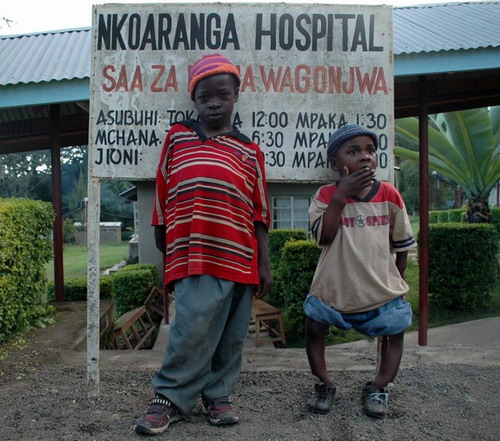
[135,395,184,435]
[307,382,336,414]
[202,396,239,425]
[362,382,389,418]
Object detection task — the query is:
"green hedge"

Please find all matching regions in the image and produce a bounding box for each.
[266,229,308,306]
[112,264,159,317]
[447,209,466,223]
[436,210,449,223]
[275,240,321,344]
[268,229,308,270]
[119,263,159,284]
[429,211,439,224]
[63,218,77,243]
[429,209,466,223]
[47,276,114,302]
[0,198,55,342]
[427,223,498,310]
[264,228,307,308]
[492,207,500,233]
[429,208,500,225]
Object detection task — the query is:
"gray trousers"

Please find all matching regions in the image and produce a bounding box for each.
[152,275,253,415]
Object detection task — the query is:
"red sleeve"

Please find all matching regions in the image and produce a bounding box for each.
[252,145,271,230]
[151,129,173,226]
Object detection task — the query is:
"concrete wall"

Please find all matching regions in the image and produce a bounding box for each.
[100,225,121,243]
[268,182,321,199]
[137,181,164,280]
[74,222,122,245]
[489,183,500,207]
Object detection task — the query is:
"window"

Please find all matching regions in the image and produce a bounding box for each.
[272,196,311,232]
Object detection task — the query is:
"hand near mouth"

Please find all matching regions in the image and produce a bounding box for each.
[337,166,375,198]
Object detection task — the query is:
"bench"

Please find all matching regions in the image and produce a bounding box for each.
[248,299,286,347]
[113,306,155,350]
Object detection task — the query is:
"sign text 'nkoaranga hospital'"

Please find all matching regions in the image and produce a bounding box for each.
[96,12,385,52]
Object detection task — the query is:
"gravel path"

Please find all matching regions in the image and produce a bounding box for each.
[1,362,499,441]
[1,309,499,441]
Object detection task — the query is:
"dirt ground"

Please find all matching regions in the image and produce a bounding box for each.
[1,306,499,441]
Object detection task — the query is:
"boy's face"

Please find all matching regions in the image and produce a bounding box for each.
[193,74,238,132]
[332,135,377,175]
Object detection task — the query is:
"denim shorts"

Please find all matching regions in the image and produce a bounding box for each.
[303,294,412,337]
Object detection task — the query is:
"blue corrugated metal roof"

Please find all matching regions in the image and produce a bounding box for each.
[0,28,91,86]
[394,1,500,54]
[1,3,499,88]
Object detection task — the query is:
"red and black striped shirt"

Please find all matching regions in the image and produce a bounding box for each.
[152,120,270,286]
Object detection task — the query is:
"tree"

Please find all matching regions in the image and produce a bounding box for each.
[0,150,52,201]
[395,107,500,222]
[0,146,133,229]
[100,179,134,229]
[397,160,419,214]
[60,146,88,217]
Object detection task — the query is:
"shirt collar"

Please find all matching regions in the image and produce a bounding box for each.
[179,119,252,144]
[351,180,381,202]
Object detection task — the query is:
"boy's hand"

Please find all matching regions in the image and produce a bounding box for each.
[336,166,375,199]
[254,261,273,299]
[154,226,166,255]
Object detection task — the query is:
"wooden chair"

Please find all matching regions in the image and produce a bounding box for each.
[144,286,165,318]
[248,299,286,347]
[113,306,155,350]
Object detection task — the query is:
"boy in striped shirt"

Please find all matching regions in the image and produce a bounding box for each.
[136,54,272,435]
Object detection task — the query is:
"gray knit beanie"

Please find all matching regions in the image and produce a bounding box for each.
[327,124,378,160]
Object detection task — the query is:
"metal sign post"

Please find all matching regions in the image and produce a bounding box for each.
[86,177,101,397]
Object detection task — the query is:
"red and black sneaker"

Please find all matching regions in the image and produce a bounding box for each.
[135,395,184,435]
[202,396,239,426]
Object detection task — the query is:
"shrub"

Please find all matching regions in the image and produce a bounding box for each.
[112,267,157,317]
[426,223,498,310]
[268,229,308,270]
[119,263,159,285]
[436,210,449,223]
[62,218,77,243]
[428,211,439,224]
[47,276,114,302]
[448,209,466,223]
[275,240,321,344]
[0,198,55,342]
[266,229,308,306]
[491,207,500,233]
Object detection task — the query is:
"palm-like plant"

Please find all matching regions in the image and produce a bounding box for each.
[395,107,500,222]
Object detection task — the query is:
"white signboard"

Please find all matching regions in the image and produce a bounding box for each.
[89,3,393,182]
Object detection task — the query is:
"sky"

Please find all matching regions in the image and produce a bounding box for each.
[0,0,487,36]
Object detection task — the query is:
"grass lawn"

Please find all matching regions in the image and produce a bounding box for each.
[45,241,129,281]
[409,214,419,235]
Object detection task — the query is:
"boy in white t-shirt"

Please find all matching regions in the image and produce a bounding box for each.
[304,124,416,418]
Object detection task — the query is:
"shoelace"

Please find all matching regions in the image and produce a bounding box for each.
[316,384,335,399]
[147,403,169,415]
[367,391,388,405]
[208,398,232,411]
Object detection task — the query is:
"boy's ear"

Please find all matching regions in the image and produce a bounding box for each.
[329,158,337,170]
[234,87,239,102]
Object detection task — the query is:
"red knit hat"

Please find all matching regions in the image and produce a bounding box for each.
[188,53,240,100]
